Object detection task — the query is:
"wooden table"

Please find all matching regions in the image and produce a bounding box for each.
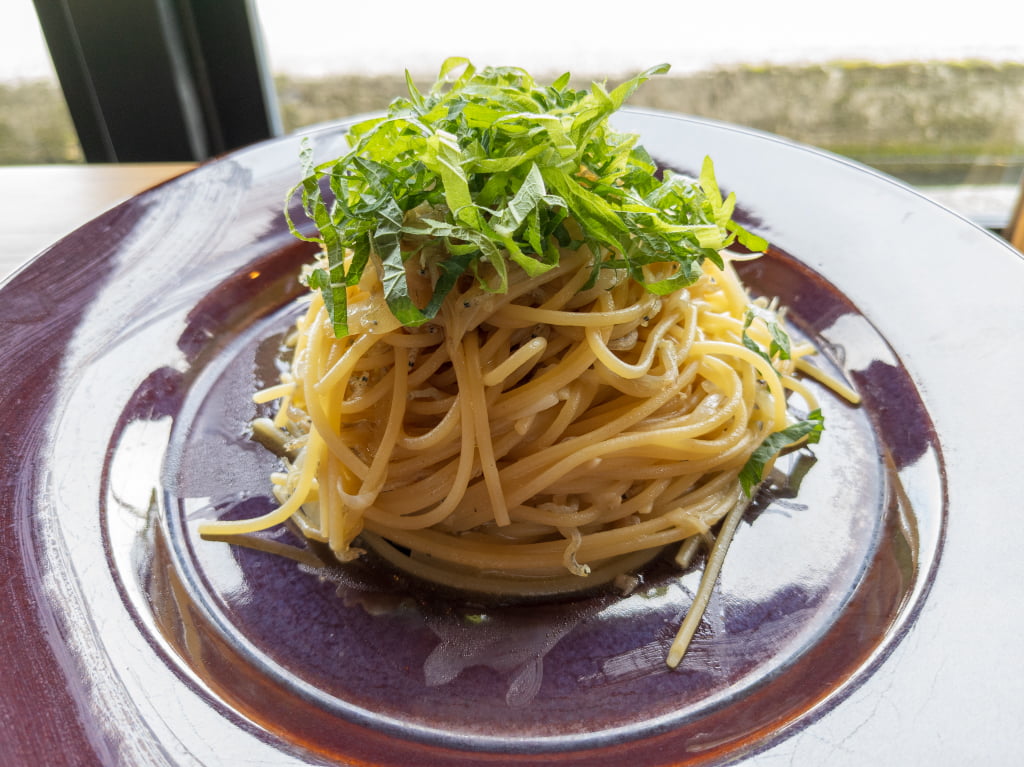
[0,163,196,283]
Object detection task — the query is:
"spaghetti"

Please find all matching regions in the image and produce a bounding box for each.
[197,60,852,667]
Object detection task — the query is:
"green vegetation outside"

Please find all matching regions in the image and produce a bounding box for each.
[3,60,1023,186]
[0,79,83,163]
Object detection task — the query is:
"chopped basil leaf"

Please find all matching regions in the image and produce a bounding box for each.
[742,307,793,365]
[287,58,767,336]
[739,409,825,496]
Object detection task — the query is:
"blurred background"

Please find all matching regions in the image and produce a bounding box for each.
[4,0,1024,231]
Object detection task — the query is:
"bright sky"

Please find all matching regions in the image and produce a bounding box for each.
[251,0,1024,76]
[4,0,1024,82]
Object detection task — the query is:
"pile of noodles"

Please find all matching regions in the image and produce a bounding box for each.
[199,239,825,608]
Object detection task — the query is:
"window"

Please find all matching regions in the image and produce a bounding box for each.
[253,0,1024,232]
[13,0,1024,231]
[0,0,81,163]
[28,0,279,162]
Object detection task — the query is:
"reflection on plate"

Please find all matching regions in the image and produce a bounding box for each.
[5,110,1022,766]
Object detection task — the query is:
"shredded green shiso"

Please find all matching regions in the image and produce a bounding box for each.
[287,57,767,337]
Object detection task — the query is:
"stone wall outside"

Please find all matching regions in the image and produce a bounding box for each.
[276,61,1024,185]
[4,61,1023,186]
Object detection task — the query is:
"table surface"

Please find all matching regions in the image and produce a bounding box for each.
[0,163,196,283]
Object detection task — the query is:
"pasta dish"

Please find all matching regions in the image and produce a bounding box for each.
[198,59,853,666]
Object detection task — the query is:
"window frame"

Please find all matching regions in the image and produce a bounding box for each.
[32,0,280,162]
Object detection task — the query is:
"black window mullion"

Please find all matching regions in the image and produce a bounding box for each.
[31,0,119,162]
[178,0,282,155]
[32,0,279,163]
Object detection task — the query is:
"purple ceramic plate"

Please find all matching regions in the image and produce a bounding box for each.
[2,111,1022,766]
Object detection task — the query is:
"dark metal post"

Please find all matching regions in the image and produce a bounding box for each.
[32,0,280,162]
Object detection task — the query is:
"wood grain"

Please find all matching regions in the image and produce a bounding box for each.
[0,163,194,282]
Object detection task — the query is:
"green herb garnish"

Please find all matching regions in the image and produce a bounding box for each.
[287,57,767,336]
[742,306,793,365]
[739,409,825,496]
